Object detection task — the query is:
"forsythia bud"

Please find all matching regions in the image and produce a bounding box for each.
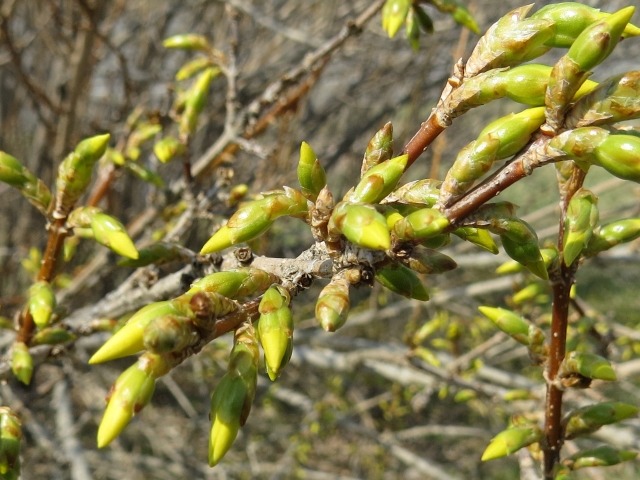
[349,154,408,204]
[28,280,56,329]
[297,142,327,200]
[328,202,391,251]
[375,264,429,300]
[481,424,543,461]
[11,342,33,386]
[315,275,350,332]
[257,285,293,380]
[362,122,394,175]
[564,402,638,440]
[563,188,598,266]
[0,407,21,479]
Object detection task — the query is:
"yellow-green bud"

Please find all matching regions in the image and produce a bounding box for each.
[175,58,216,81]
[180,68,217,139]
[257,285,293,380]
[153,136,186,163]
[329,202,391,251]
[297,142,327,200]
[559,351,616,382]
[97,353,169,448]
[592,133,640,183]
[585,218,640,255]
[90,212,139,259]
[143,314,195,354]
[492,218,548,280]
[0,151,52,213]
[382,0,411,38]
[401,246,457,274]
[349,154,408,204]
[188,291,238,329]
[479,306,535,346]
[28,280,56,329]
[375,264,429,301]
[563,188,598,266]
[481,424,543,461]
[386,179,441,207]
[392,207,450,242]
[11,342,33,386]
[163,34,211,51]
[315,276,350,332]
[188,269,276,300]
[362,122,394,175]
[477,107,546,159]
[453,227,498,254]
[564,446,638,470]
[564,402,638,440]
[0,407,21,479]
[31,327,76,346]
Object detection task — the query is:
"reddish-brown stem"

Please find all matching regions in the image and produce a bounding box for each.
[402,113,446,168]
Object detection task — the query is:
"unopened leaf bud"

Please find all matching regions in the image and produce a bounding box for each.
[350,154,408,204]
[375,264,429,301]
[565,446,637,470]
[481,424,543,461]
[143,314,195,354]
[392,207,450,242]
[362,122,394,175]
[564,402,638,440]
[28,280,56,329]
[329,202,391,251]
[382,0,411,38]
[0,407,21,478]
[559,351,616,382]
[297,142,327,200]
[315,275,350,332]
[11,342,33,385]
[257,285,293,380]
[563,188,598,266]
[163,34,211,51]
[153,136,186,164]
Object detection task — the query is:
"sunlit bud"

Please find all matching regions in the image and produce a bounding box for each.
[385,179,441,206]
[382,0,411,38]
[375,264,429,301]
[258,285,293,380]
[54,134,110,217]
[188,270,251,297]
[563,188,598,266]
[201,188,309,253]
[349,154,408,204]
[392,207,450,242]
[564,402,638,440]
[209,325,258,466]
[532,3,640,48]
[0,407,21,479]
[404,6,420,49]
[566,7,634,73]
[97,353,169,448]
[163,34,211,51]
[479,306,532,345]
[585,218,640,255]
[362,122,394,175]
[119,241,190,267]
[180,68,217,139]
[329,202,391,251]
[0,151,52,214]
[465,5,555,78]
[28,280,56,329]
[548,126,608,169]
[10,342,32,386]
[480,107,546,159]
[89,301,184,364]
[568,71,640,127]
[176,58,216,81]
[315,275,350,332]
[401,246,457,274]
[493,218,548,280]
[564,446,638,470]
[90,212,139,259]
[153,136,186,163]
[31,327,76,346]
[559,351,616,382]
[453,227,499,254]
[481,424,543,461]
[125,124,162,161]
[593,133,640,183]
[143,314,195,354]
[297,142,327,200]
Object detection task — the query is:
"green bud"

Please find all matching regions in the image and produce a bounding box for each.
[153,136,186,163]
[401,246,457,274]
[481,424,543,461]
[585,218,640,255]
[257,285,293,380]
[11,342,33,386]
[392,207,450,243]
[90,212,139,259]
[453,227,499,254]
[55,134,110,217]
[31,327,76,346]
[386,179,441,207]
[592,133,640,183]
[209,324,259,466]
[143,314,195,354]
[89,301,184,364]
[362,122,394,175]
[564,446,638,470]
[124,160,165,187]
[559,351,616,382]
[548,126,609,168]
[349,154,408,204]
[188,270,250,297]
[512,282,548,305]
[201,188,309,253]
[329,202,391,251]
[382,0,411,38]
[0,407,21,478]
[479,306,532,345]
[566,7,634,73]
[563,188,598,266]
[163,34,211,51]
[494,218,548,280]
[0,151,52,214]
[375,264,429,301]
[480,107,547,159]
[118,241,190,267]
[28,280,56,329]
[315,276,350,332]
[97,353,169,448]
[564,402,638,440]
[465,5,555,78]
[175,57,216,81]
[297,142,327,200]
[180,68,217,139]
[532,3,640,48]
